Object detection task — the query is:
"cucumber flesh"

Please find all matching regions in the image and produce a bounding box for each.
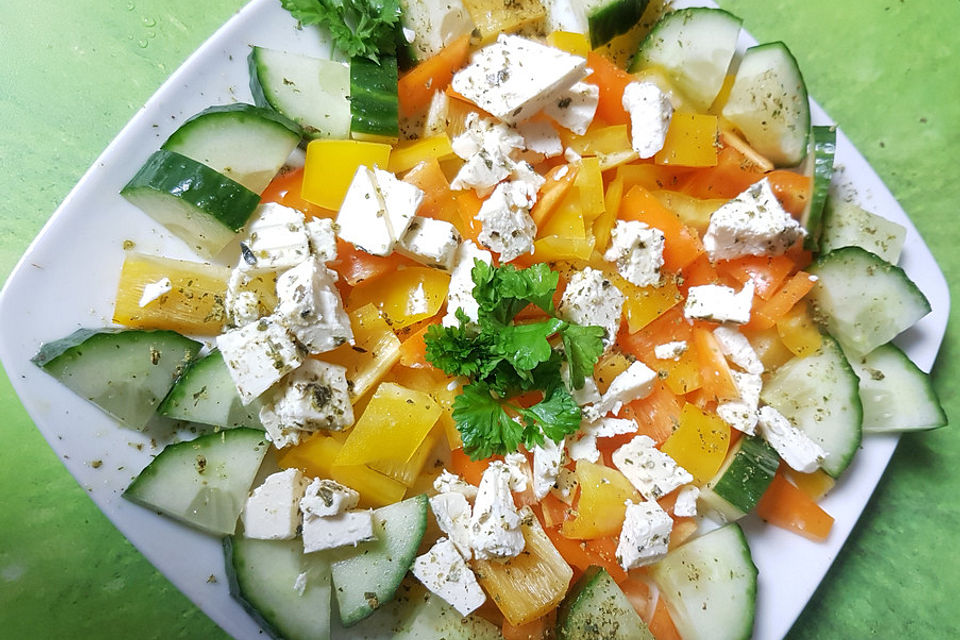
[162,103,302,194]
[329,494,429,626]
[649,524,757,640]
[846,342,947,433]
[630,8,743,111]
[557,566,654,640]
[722,42,811,167]
[350,56,400,143]
[159,350,263,430]
[33,328,201,430]
[819,199,907,264]
[225,536,332,640]
[808,246,930,357]
[801,125,837,250]
[760,334,862,478]
[121,149,261,259]
[701,436,779,521]
[398,0,474,63]
[123,428,269,535]
[249,46,351,140]
[546,0,650,49]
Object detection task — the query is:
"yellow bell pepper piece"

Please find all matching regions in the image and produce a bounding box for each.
[547,31,590,57]
[785,467,836,501]
[655,112,719,167]
[464,0,546,43]
[532,235,596,262]
[562,460,640,539]
[651,190,726,235]
[561,125,638,170]
[389,366,462,450]
[744,326,793,372]
[593,350,631,395]
[661,404,730,483]
[593,174,623,251]
[346,267,451,330]
[623,277,683,333]
[387,135,455,174]
[321,303,401,401]
[368,427,439,487]
[576,157,606,223]
[539,198,586,239]
[301,139,391,210]
[776,301,822,358]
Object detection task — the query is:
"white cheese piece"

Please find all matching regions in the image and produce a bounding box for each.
[299,478,359,518]
[544,80,599,135]
[275,258,354,354]
[403,0,474,60]
[654,340,688,361]
[224,263,274,328]
[374,167,424,242]
[138,277,172,307]
[684,281,754,325]
[476,180,538,263]
[424,90,450,138]
[259,360,354,447]
[564,147,582,163]
[433,470,479,501]
[585,360,657,421]
[242,203,312,271]
[217,316,303,405]
[397,216,462,270]
[559,266,624,347]
[703,178,807,261]
[561,361,602,406]
[622,81,674,159]
[716,370,763,436]
[612,435,694,500]
[336,166,393,256]
[510,161,547,203]
[603,220,665,287]
[567,417,637,463]
[470,461,525,561]
[673,485,700,518]
[412,538,486,616]
[517,119,564,160]
[442,240,493,327]
[504,452,531,493]
[429,492,474,560]
[532,438,565,500]
[305,217,338,263]
[616,500,673,570]
[757,405,826,473]
[713,325,764,374]
[301,509,376,553]
[241,468,309,540]
[450,112,525,196]
[451,34,588,125]
[550,466,578,504]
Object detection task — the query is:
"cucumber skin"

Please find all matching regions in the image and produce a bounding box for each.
[350,56,399,140]
[712,436,779,516]
[158,350,263,430]
[164,103,302,145]
[588,0,650,49]
[557,566,654,640]
[803,125,837,250]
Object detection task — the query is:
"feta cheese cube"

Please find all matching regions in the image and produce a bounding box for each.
[433,470,479,501]
[429,492,474,560]
[224,264,275,327]
[544,81,599,135]
[584,360,657,421]
[622,82,674,159]
[242,203,312,271]
[241,468,309,540]
[567,417,637,463]
[713,325,764,374]
[517,119,563,160]
[684,282,754,325]
[476,181,538,263]
[504,452,531,493]
[412,538,486,616]
[442,240,493,327]
[470,461,525,561]
[305,217,338,263]
[654,340,688,361]
[510,161,546,202]
[138,277,172,307]
[275,258,354,354]
[716,370,762,436]
[561,361,602,406]
[374,168,423,241]
[603,220,665,287]
[673,485,700,518]
[703,178,806,261]
[757,405,826,474]
[616,500,673,570]
[301,509,376,553]
[259,360,354,448]
[559,267,624,347]
[336,166,393,256]
[397,216,461,270]
[532,437,565,500]
[217,316,303,405]
[299,478,359,518]
[451,35,588,125]
[551,466,578,504]
[612,435,694,500]
[450,113,525,196]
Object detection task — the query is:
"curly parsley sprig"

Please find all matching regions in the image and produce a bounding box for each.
[280,0,402,62]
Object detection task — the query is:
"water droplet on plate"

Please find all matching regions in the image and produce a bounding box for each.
[142,16,156,27]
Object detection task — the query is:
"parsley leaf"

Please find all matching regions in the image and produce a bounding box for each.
[495,318,565,377]
[280,0,402,62]
[560,323,605,390]
[423,309,500,379]
[452,383,526,459]
[473,261,559,325]
[518,383,581,443]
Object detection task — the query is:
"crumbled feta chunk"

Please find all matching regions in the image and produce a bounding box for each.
[336,166,393,256]
[517,119,563,160]
[584,360,657,421]
[224,264,274,327]
[713,325,764,374]
[241,468,309,540]
[716,370,763,436]
[510,161,547,201]
[544,80,599,135]
[430,492,474,560]
[259,360,354,447]
[567,417,637,463]
[450,113,525,196]
[622,82,673,159]
[504,452,531,493]
[673,485,700,518]
[275,258,354,354]
[561,362,602,406]
[397,216,461,270]
[299,478,359,518]
[242,203,312,271]
[703,178,806,261]
[616,500,673,570]
[654,340,688,361]
[433,470,479,500]
[564,147,582,163]
[476,180,538,263]
[470,461,525,560]
[613,435,694,500]
[551,466,578,504]
[412,538,486,616]
[305,217,338,263]
[757,405,826,474]
[217,316,303,405]
[603,220,665,287]
[138,277,172,307]
[532,438,565,500]
[451,35,588,125]
[374,168,423,241]
[301,509,376,553]
[424,90,450,138]
[684,282,754,325]
[442,240,493,327]
[559,267,624,347]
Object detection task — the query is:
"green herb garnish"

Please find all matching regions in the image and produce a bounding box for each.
[280,0,402,63]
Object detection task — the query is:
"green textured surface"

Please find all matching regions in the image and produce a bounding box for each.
[0,1,957,638]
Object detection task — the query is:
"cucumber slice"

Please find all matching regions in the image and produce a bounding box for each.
[760,335,862,477]
[808,246,930,357]
[123,428,269,535]
[846,342,947,433]
[329,494,428,626]
[32,328,201,430]
[225,536,332,640]
[557,566,654,640]
[722,42,811,167]
[649,524,757,640]
[701,436,779,522]
[819,199,907,264]
[546,0,650,48]
[801,125,837,250]
[162,103,302,194]
[249,46,351,140]
[630,8,742,111]
[159,350,263,430]
[350,56,400,143]
[121,149,261,259]
[398,0,474,63]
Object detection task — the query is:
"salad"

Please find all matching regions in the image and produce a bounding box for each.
[28,1,947,639]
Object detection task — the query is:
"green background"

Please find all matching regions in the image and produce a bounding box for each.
[1,0,957,637]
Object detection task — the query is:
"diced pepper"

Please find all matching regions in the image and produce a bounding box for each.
[619,185,704,272]
[655,112,719,167]
[561,460,640,539]
[692,327,739,402]
[661,403,730,483]
[259,166,335,219]
[766,169,812,217]
[717,254,794,300]
[756,469,835,542]
[346,266,451,330]
[776,300,822,357]
[618,382,684,446]
[586,52,632,126]
[746,271,816,330]
[301,139,391,210]
[329,239,418,287]
[530,163,580,227]
[397,34,471,117]
[321,303,402,400]
[387,135,456,174]
[547,31,590,57]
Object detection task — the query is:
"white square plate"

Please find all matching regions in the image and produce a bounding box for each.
[0,1,949,638]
